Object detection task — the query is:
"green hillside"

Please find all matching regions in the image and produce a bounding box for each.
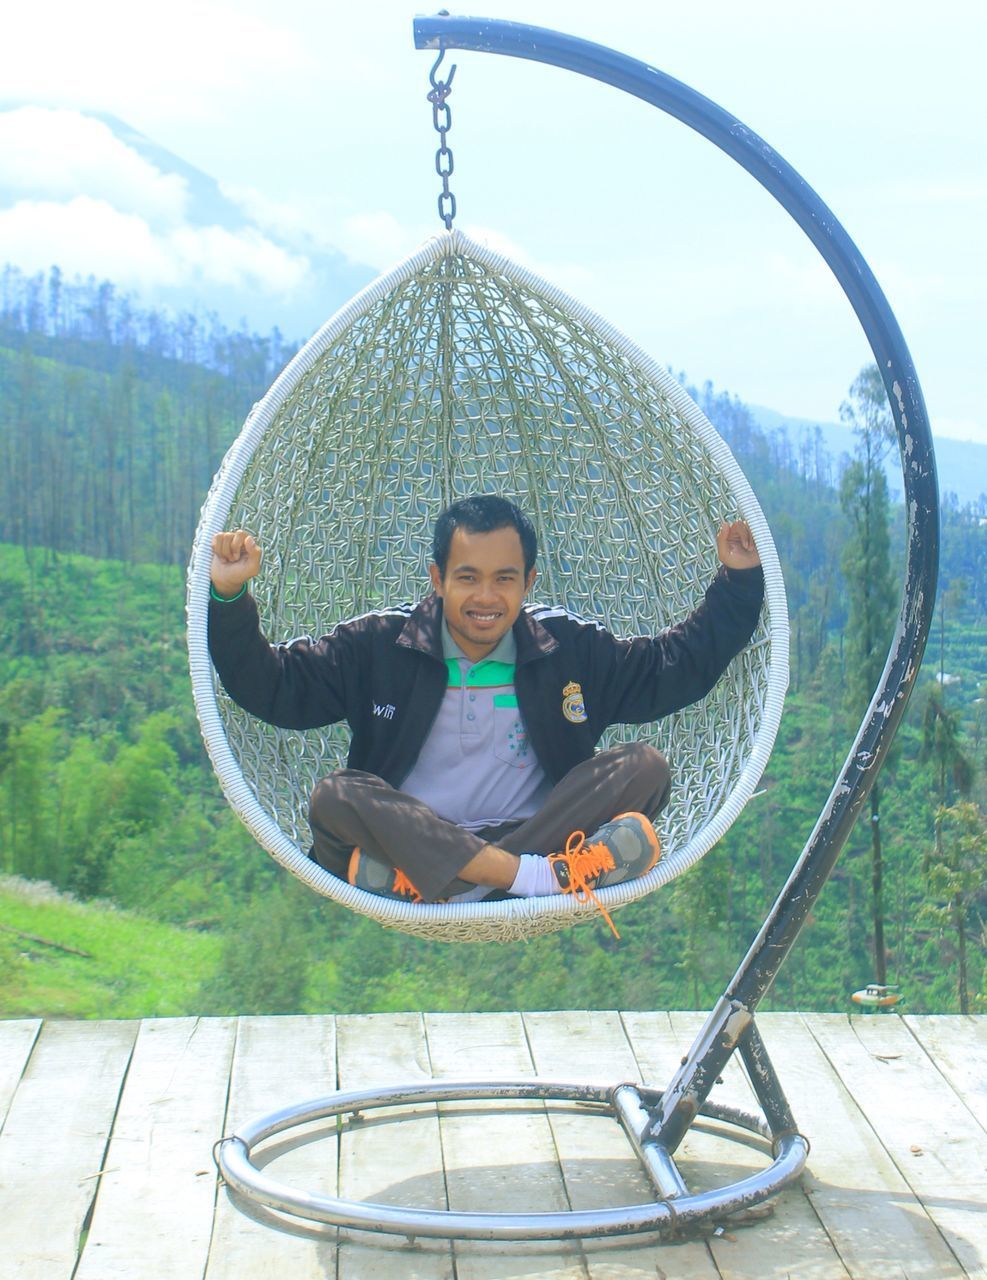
[0,539,982,1018]
[0,876,222,1019]
[0,275,983,1018]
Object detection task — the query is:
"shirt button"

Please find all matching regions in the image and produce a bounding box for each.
[467,712,476,721]
[469,693,476,702]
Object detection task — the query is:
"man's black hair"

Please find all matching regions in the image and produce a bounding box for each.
[432,495,538,577]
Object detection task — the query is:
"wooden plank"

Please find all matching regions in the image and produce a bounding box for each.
[758,1012,966,1280]
[805,1013,987,1279]
[524,1009,719,1280]
[335,1011,453,1280]
[0,1018,41,1129]
[0,1019,137,1280]
[4,1011,980,1280]
[205,1015,338,1280]
[74,1016,237,1280]
[424,1010,587,1280]
[625,1011,850,1280]
[904,1015,987,1133]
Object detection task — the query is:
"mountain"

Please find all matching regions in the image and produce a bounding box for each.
[0,104,376,339]
[90,112,254,232]
[749,405,987,508]
[4,102,984,506]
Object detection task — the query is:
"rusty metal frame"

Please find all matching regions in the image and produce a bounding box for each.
[413,12,938,1160]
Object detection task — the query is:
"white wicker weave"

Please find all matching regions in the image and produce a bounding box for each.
[187,229,788,942]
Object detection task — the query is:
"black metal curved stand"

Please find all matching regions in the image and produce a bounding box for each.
[413,8,939,1154]
[218,14,939,1239]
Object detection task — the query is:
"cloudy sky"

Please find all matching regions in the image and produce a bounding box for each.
[1,0,984,444]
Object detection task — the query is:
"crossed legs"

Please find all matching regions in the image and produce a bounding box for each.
[309,742,671,902]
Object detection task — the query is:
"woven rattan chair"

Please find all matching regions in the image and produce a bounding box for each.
[187,228,788,943]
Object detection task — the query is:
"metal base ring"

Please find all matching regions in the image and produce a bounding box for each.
[215,1079,809,1241]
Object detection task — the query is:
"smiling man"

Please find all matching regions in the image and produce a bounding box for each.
[207,495,763,919]
[432,522,534,660]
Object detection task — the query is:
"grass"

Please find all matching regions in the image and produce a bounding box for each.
[0,876,222,1019]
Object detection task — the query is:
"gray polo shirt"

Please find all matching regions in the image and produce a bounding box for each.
[399,622,551,831]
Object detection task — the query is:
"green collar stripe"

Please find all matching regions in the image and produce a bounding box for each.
[445,659,517,688]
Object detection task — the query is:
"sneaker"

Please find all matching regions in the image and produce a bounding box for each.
[348,847,423,902]
[547,812,661,936]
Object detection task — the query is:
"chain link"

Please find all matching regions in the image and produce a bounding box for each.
[427,51,457,229]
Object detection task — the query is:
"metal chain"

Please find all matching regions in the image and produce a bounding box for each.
[427,50,457,229]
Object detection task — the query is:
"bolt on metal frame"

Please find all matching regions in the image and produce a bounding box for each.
[215,13,939,1238]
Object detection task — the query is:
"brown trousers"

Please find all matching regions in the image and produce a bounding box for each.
[308,742,670,902]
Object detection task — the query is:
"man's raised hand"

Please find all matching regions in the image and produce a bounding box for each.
[211,530,262,598]
[716,519,761,571]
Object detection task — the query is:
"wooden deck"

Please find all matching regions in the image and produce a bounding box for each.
[1,1011,985,1278]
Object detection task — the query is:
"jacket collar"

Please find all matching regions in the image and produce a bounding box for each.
[396,592,559,664]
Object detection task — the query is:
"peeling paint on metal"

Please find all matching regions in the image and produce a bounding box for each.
[721,1006,752,1047]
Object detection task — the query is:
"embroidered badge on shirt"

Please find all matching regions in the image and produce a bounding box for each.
[562,681,588,724]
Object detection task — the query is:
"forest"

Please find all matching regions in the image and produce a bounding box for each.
[0,264,984,1019]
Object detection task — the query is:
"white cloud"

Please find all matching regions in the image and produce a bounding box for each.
[216,197,603,318]
[225,188,414,265]
[0,198,175,286]
[0,1,309,123]
[169,223,308,293]
[222,184,334,248]
[225,190,431,276]
[0,105,310,298]
[328,215,601,303]
[462,223,594,297]
[0,107,188,224]
[0,197,308,294]
[339,212,425,268]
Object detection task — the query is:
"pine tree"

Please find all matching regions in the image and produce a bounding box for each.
[839,365,897,985]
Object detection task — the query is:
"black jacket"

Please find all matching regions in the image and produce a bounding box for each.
[207,566,764,787]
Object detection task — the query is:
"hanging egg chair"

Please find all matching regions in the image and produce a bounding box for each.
[187,227,788,942]
[207,10,939,1247]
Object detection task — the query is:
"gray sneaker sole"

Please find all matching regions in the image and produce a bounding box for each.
[354,854,400,895]
[594,819,658,887]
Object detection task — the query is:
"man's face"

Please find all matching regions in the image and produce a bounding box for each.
[429,525,537,662]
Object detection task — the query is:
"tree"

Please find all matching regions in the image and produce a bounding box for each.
[669,855,729,1008]
[921,802,987,1013]
[922,686,974,816]
[920,685,975,1000]
[839,365,897,984]
[1,706,63,880]
[198,881,313,1014]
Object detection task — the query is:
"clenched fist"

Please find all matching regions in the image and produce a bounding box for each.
[211,530,262,598]
[716,520,761,571]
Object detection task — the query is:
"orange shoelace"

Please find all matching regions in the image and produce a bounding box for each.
[552,830,621,939]
[393,869,424,903]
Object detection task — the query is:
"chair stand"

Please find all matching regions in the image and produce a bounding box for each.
[213,11,936,1247]
[215,1019,809,1241]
